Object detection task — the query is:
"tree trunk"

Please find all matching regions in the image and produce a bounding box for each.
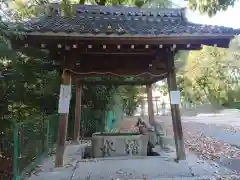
[79,0,86,4]
[96,0,106,5]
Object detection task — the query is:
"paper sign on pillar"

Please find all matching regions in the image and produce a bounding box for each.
[170,90,180,105]
[58,84,72,113]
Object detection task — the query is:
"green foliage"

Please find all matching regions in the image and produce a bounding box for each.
[188,0,236,16]
[0,0,145,122]
[0,114,59,180]
[5,0,237,19]
[0,44,60,121]
[0,0,146,127]
[225,36,240,69]
[156,37,240,108]
[0,0,238,123]
[118,86,143,116]
[1,0,239,178]
[82,85,118,110]
[174,38,240,107]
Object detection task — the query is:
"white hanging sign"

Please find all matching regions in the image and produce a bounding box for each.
[170,90,180,105]
[58,84,72,113]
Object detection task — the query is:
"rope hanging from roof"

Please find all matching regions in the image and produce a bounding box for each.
[62,68,166,78]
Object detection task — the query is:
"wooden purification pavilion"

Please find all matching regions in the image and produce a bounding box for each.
[10,4,240,167]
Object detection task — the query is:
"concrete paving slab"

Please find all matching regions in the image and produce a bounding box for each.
[25,145,236,180]
[218,158,240,173]
[35,153,79,172]
[73,157,193,180]
[25,143,88,180]
[72,155,234,180]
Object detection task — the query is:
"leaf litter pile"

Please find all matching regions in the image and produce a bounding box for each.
[181,122,240,179]
[183,123,240,161]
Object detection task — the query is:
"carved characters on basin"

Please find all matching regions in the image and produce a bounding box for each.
[125,139,140,155]
[100,139,116,157]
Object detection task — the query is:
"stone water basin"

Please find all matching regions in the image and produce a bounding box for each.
[92,132,148,158]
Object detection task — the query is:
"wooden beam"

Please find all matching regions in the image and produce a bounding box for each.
[20,34,232,48]
[73,81,82,144]
[71,54,166,74]
[55,70,72,167]
[167,50,186,161]
[11,35,230,53]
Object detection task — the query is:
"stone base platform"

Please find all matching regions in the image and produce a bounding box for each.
[27,146,237,180]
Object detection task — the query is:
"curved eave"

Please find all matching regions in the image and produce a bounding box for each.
[17,32,236,48]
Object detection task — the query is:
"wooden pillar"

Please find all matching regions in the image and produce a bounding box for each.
[155,99,158,115]
[146,84,154,126]
[140,98,145,117]
[167,51,186,161]
[73,81,82,144]
[55,70,72,167]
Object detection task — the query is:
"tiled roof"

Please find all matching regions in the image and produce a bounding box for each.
[22,4,240,36]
